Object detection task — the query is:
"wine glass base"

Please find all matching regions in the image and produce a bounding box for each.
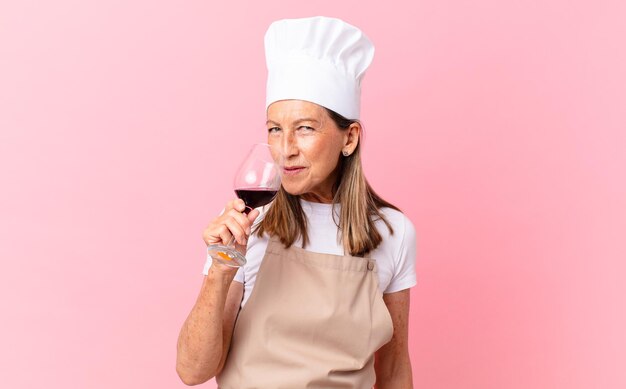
[207,244,247,267]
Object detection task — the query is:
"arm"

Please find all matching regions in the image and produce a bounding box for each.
[176,199,257,385]
[176,269,243,385]
[374,289,413,389]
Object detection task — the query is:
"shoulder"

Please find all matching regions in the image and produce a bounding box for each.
[376,207,416,245]
[375,207,418,268]
[369,207,418,293]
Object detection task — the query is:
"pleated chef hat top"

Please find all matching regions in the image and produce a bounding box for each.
[264,16,375,120]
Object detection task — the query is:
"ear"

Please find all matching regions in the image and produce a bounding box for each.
[342,122,361,155]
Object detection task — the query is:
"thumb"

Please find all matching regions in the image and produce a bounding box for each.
[247,208,260,225]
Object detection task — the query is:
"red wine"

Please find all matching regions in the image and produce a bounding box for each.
[235,188,278,213]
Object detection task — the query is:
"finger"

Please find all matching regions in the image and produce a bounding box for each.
[224,199,237,212]
[224,198,246,214]
[216,224,233,246]
[247,208,260,226]
[202,219,224,245]
[224,218,247,245]
[202,229,213,245]
[226,209,252,233]
[233,198,246,213]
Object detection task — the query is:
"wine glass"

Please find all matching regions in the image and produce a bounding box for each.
[206,143,281,267]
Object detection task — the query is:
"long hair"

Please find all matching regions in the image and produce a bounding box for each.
[254,107,401,257]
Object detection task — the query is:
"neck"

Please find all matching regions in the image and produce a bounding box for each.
[300,192,334,204]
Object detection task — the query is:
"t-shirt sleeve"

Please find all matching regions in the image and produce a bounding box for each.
[200,206,245,283]
[384,214,418,293]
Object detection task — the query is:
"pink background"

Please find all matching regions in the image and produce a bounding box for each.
[1,1,625,388]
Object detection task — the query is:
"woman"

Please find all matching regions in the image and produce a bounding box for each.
[177,16,417,388]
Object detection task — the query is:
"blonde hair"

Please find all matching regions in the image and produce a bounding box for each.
[255,108,401,257]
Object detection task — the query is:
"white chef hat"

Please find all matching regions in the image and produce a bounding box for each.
[264,16,375,120]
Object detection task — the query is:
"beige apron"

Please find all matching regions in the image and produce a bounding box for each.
[217,234,394,388]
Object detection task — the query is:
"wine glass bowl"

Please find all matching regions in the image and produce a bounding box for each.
[206,143,281,267]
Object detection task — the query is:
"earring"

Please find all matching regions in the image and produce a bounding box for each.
[342,150,350,157]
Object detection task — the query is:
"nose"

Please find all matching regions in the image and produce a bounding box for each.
[280,129,298,161]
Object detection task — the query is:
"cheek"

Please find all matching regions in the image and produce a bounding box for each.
[300,138,323,163]
[302,139,339,175]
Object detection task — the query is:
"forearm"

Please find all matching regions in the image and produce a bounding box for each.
[375,366,413,389]
[375,372,413,389]
[374,351,414,389]
[176,269,235,385]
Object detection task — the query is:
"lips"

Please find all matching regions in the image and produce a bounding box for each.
[283,166,306,175]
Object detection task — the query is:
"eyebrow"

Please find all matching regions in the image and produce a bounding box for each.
[266,118,320,126]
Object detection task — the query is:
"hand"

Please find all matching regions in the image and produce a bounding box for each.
[202,198,260,250]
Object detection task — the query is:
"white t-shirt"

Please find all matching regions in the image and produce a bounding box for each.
[203,199,418,308]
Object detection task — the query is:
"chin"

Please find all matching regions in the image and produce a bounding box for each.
[281,183,307,196]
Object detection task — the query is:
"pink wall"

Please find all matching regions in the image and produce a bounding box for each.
[1,1,624,388]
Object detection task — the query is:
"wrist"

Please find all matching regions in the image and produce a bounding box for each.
[206,264,238,285]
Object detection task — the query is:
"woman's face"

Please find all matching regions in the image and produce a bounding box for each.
[266,100,347,203]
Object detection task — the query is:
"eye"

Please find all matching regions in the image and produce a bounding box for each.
[298,126,314,131]
[268,127,281,133]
